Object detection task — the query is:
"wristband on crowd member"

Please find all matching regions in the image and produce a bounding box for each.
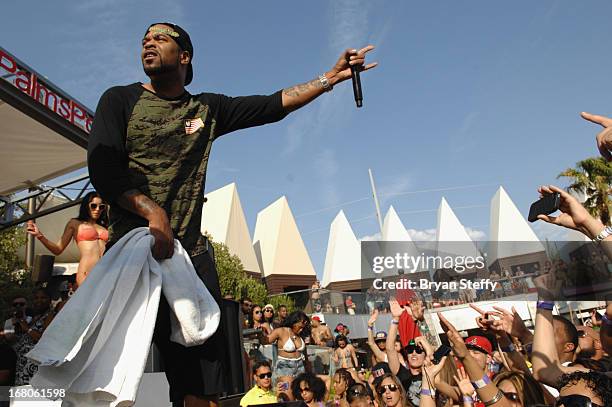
[368,325,374,331]
[462,395,474,403]
[420,389,435,397]
[471,374,491,389]
[483,390,504,407]
[501,343,516,353]
[319,74,332,92]
[536,300,555,310]
[391,319,399,325]
[594,226,612,242]
[602,313,612,326]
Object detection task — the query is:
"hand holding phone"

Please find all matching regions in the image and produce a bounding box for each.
[528,192,561,222]
[432,344,452,364]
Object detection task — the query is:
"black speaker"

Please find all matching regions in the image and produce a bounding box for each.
[221,298,247,396]
[31,254,54,282]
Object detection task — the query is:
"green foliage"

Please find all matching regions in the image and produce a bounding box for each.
[0,226,32,318]
[212,239,267,304]
[211,238,296,311]
[266,294,295,313]
[558,157,612,224]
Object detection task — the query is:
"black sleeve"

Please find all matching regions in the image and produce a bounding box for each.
[87,87,135,203]
[213,90,288,137]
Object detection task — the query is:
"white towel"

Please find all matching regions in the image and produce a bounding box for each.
[26,227,220,407]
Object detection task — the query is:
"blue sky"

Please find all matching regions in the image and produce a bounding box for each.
[3,1,609,278]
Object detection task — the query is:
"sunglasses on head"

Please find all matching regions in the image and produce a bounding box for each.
[405,345,424,354]
[556,395,603,407]
[257,372,272,379]
[13,302,26,307]
[89,203,106,210]
[377,384,399,395]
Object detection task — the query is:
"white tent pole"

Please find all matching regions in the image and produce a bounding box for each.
[368,168,384,235]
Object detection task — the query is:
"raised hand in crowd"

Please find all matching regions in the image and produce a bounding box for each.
[437,312,511,407]
[367,309,387,365]
[418,356,448,407]
[531,272,587,388]
[581,111,612,161]
[408,300,425,321]
[453,367,476,407]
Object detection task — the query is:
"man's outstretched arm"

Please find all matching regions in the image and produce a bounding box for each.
[281,46,377,112]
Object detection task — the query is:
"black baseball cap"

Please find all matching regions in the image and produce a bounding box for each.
[146,22,193,85]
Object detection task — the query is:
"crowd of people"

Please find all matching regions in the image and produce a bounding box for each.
[239,294,612,407]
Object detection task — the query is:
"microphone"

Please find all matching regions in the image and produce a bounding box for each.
[350,63,363,108]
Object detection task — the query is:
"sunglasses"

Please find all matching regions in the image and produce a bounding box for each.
[503,392,519,402]
[264,309,273,313]
[89,203,106,210]
[405,345,424,354]
[377,384,399,395]
[13,302,26,307]
[254,310,262,314]
[257,372,272,379]
[556,395,603,407]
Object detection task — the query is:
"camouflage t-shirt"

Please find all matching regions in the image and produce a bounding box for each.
[88,83,287,256]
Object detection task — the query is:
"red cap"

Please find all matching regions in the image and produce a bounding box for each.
[464,336,492,355]
[335,323,345,331]
[311,316,321,322]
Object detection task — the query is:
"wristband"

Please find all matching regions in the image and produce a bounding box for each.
[536,300,554,310]
[391,319,400,325]
[501,343,516,353]
[319,74,332,92]
[420,389,435,397]
[471,374,491,389]
[594,226,612,242]
[483,390,504,406]
[368,326,374,331]
[462,396,474,403]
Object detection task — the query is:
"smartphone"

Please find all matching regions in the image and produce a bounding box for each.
[279,381,289,391]
[432,344,452,364]
[528,193,561,222]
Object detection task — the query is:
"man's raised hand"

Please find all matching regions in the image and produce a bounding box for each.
[581,112,612,161]
[330,46,378,84]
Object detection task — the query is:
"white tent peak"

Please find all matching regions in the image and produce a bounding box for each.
[436,197,473,242]
[201,183,261,274]
[488,186,545,262]
[322,210,361,288]
[253,196,315,278]
[382,206,413,242]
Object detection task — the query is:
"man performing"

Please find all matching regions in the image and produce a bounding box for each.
[87,23,376,407]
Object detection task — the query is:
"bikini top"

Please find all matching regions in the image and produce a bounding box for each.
[281,335,305,352]
[76,225,109,243]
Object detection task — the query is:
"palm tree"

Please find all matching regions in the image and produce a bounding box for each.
[558,157,612,225]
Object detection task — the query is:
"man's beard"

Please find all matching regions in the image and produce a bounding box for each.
[143,57,179,77]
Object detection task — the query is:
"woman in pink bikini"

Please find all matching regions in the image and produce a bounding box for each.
[26,191,109,287]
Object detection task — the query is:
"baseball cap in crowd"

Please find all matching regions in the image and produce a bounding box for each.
[374,331,388,341]
[371,362,392,387]
[464,336,492,355]
[335,323,346,332]
[311,316,321,322]
[146,22,194,85]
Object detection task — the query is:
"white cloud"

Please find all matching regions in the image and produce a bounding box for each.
[360,232,381,241]
[407,228,437,241]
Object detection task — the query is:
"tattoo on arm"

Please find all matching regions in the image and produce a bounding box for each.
[282,78,323,98]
